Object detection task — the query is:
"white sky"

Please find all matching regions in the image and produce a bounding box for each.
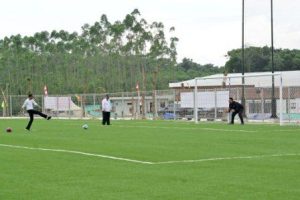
[0,0,299,66]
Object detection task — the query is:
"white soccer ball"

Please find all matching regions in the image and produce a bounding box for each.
[82,124,88,130]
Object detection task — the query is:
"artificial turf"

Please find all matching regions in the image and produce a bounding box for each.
[0,119,300,199]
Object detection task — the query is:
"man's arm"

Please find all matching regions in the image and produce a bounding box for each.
[22,100,27,109]
[239,102,244,110]
[108,100,112,112]
[227,103,233,113]
[21,100,28,114]
[101,99,105,111]
[33,100,41,108]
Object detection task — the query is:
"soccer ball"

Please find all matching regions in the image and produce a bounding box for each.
[82,124,88,130]
[6,127,12,133]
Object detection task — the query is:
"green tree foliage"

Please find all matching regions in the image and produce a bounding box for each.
[176,58,223,81]
[225,46,300,73]
[3,10,299,95]
[0,10,183,95]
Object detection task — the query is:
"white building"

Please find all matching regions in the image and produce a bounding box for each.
[169,71,300,120]
[169,71,300,89]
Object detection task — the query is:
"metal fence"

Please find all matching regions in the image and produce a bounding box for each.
[1,88,300,123]
[0,90,176,120]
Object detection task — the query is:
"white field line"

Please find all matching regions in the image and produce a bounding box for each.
[58,122,299,133]
[63,123,299,134]
[115,125,257,133]
[271,129,300,132]
[155,153,300,164]
[0,144,154,165]
[1,144,300,165]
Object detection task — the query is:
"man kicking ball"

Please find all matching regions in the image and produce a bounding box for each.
[228,97,244,125]
[22,94,51,131]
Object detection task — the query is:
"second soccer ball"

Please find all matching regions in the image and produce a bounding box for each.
[82,124,88,130]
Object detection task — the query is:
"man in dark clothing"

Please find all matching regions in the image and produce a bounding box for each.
[228,97,244,125]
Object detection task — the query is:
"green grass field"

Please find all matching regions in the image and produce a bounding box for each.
[0,119,300,200]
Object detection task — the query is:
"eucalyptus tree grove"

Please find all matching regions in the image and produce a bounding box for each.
[0,9,179,95]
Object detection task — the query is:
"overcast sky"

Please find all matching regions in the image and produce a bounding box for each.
[0,0,299,66]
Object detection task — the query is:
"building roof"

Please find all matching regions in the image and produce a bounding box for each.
[169,71,300,88]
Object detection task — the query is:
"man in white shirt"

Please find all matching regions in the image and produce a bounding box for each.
[22,94,51,131]
[102,94,111,125]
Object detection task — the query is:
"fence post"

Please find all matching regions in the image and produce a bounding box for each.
[137,91,140,119]
[56,96,59,119]
[279,74,283,126]
[261,88,265,122]
[194,79,198,124]
[68,96,71,119]
[80,95,83,119]
[9,95,12,117]
[93,94,96,119]
[214,89,217,121]
[154,90,158,119]
[287,87,290,116]
[122,92,124,118]
[93,94,95,107]
[173,89,176,121]
[41,95,44,113]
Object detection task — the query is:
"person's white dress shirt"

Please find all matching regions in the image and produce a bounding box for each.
[102,98,111,112]
[22,98,38,111]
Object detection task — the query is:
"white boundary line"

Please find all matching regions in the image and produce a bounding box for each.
[59,123,300,133]
[271,129,300,132]
[115,125,256,133]
[1,143,300,165]
[63,123,300,133]
[155,153,300,164]
[0,144,154,165]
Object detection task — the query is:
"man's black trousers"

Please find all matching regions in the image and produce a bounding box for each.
[231,109,244,124]
[102,111,111,125]
[26,109,48,130]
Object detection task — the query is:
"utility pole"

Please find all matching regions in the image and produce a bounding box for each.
[241,0,246,115]
[270,0,277,118]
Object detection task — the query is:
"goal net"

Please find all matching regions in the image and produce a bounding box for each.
[180,72,300,126]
